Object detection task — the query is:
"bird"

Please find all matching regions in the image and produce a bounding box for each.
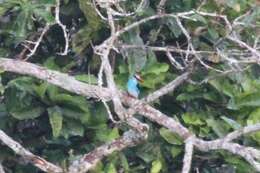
[127,73,144,98]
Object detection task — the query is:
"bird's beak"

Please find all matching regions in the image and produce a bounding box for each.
[135,74,144,83]
[138,77,144,83]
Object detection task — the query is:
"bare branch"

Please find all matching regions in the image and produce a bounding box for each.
[119,44,215,56]
[144,71,190,102]
[0,162,4,173]
[68,130,145,173]
[95,4,149,133]
[0,130,63,173]
[157,0,168,14]
[223,123,260,142]
[121,94,193,139]
[227,35,260,61]
[23,0,69,58]
[94,0,148,18]
[0,58,111,100]
[25,25,50,59]
[194,139,260,171]
[55,0,69,55]
[1,58,260,171]
[182,136,195,173]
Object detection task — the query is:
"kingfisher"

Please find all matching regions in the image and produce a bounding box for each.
[127,73,144,98]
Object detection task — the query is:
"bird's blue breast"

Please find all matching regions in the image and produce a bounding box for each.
[127,77,140,98]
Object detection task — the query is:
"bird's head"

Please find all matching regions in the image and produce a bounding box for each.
[134,73,144,83]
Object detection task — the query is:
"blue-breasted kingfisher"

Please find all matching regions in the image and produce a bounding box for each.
[127,73,144,98]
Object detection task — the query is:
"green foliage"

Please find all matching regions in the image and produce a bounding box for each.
[72,0,103,54]
[0,0,54,43]
[5,77,45,120]
[247,108,260,143]
[0,0,259,172]
[159,128,183,145]
[150,160,162,173]
[48,106,63,138]
[122,28,147,74]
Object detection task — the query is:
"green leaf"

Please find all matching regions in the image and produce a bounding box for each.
[34,8,55,24]
[79,0,102,28]
[72,0,103,54]
[182,113,205,126]
[247,108,260,143]
[170,146,182,158]
[224,154,254,173]
[122,28,147,74]
[166,18,182,38]
[236,92,260,108]
[95,128,119,142]
[140,56,169,89]
[9,107,44,120]
[206,118,228,137]
[190,14,207,24]
[141,73,167,89]
[12,9,31,42]
[150,160,162,173]
[48,106,63,138]
[7,77,36,95]
[143,62,169,75]
[43,57,60,70]
[61,119,84,138]
[106,163,117,173]
[75,74,98,84]
[221,116,241,130]
[119,153,129,171]
[209,79,235,98]
[5,86,44,120]
[61,107,89,124]
[33,82,48,99]
[48,93,90,124]
[72,26,94,54]
[159,128,183,145]
[208,27,219,40]
[50,94,89,112]
[89,103,108,125]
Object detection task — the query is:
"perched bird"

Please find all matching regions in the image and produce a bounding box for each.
[127,73,144,98]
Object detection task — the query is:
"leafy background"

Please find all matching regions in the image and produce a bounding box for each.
[0,0,260,172]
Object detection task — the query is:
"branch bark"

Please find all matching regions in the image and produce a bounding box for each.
[1,58,260,171]
[0,162,4,173]
[0,130,63,173]
[0,58,111,100]
[182,136,195,173]
[68,130,145,173]
[144,71,191,102]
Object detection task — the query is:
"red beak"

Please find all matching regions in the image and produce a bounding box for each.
[134,74,144,83]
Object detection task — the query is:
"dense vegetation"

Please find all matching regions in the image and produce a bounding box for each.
[0,0,260,172]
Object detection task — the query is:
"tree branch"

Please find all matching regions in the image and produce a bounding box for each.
[1,58,260,171]
[68,130,145,173]
[223,123,260,142]
[144,71,191,102]
[182,136,195,173]
[0,130,63,173]
[0,162,4,173]
[0,58,111,100]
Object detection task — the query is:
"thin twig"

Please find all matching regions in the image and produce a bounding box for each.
[157,0,168,14]
[25,25,50,59]
[223,123,260,142]
[55,0,69,55]
[144,71,190,102]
